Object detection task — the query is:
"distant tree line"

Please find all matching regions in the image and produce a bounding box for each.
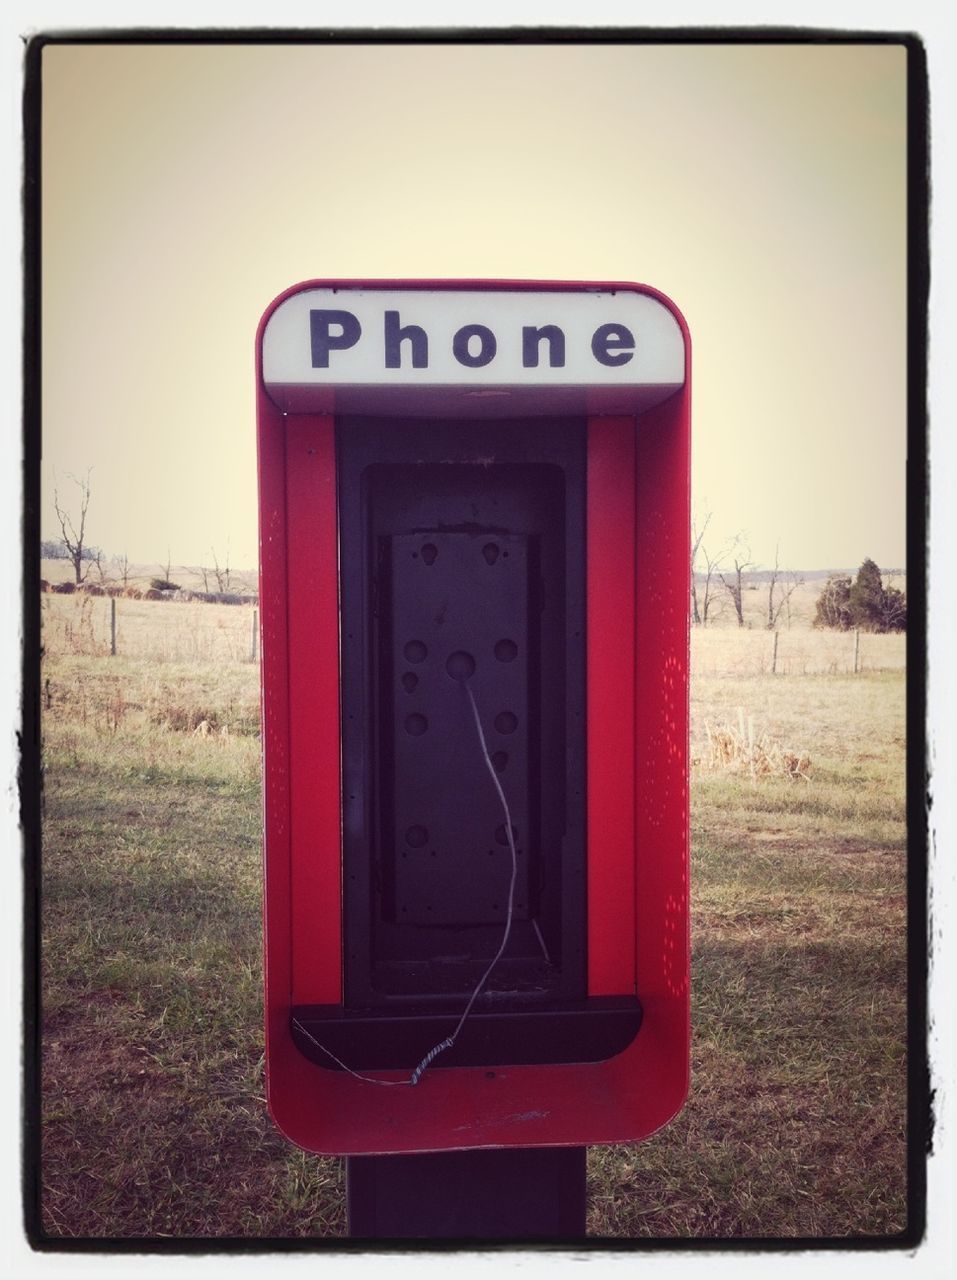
[813,559,906,633]
[41,538,102,563]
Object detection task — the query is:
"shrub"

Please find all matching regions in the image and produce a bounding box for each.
[814,560,906,633]
[813,575,853,630]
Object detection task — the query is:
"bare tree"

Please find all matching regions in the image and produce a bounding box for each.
[718,538,754,628]
[112,552,131,590]
[210,545,232,594]
[699,541,724,626]
[691,508,726,626]
[53,469,93,585]
[765,545,804,630]
[691,511,711,625]
[91,548,109,585]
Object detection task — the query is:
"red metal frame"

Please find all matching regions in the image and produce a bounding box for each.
[257,280,690,1154]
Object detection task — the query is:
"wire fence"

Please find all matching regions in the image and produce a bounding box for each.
[691,625,905,677]
[41,593,259,665]
[41,592,905,676]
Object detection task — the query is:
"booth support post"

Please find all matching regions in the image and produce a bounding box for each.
[346,1146,587,1239]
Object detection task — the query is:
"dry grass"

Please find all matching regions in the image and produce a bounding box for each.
[37,594,909,1242]
[692,625,905,677]
[42,593,258,665]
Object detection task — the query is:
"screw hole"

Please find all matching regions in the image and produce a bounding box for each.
[494,711,518,734]
[405,713,428,736]
[404,640,427,663]
[421,543,438,565]
[494,638,517,663]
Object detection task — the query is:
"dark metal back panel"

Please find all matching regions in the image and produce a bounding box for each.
[337,418,587,1008]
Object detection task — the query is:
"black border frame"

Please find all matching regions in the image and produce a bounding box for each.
[20,25,930,1255]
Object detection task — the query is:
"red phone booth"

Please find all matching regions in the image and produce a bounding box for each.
[256,281,690,1202]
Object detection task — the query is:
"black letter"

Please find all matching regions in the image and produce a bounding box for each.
[384,311,429,369]
[310,309,361,368]
[592,323,635,367]
[453,324,497,368]
[522,324,566,368]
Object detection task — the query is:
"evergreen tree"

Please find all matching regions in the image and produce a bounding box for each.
[849,558,886,631]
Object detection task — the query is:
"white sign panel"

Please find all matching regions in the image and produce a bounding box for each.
[262,287,685,405]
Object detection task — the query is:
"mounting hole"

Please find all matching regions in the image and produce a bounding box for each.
[494,711,518,734]
[491,750,508,772]
[495,823,518,846]
[482,542,500,565]
[494,639,517,663]
[446,650,476,680]
[405,825,428,848]
[404,640,427,663]
[401,672,419,693]
[421,543,438,565]
[405,713,428,736]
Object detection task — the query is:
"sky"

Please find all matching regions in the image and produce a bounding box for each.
[38,38,909,575]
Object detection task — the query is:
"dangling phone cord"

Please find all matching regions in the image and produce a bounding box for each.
[291,678,519,1087]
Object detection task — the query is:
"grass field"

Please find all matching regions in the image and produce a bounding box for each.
[37,593,909,1241]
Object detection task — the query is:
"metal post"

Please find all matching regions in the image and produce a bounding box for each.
[346,1146,587,1239]
[853,627,860,674]
[251,608,259,663]
[771,629,779,675]
[110,596,117,657]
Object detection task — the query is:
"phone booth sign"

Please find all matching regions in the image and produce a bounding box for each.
[256,280,690,1157]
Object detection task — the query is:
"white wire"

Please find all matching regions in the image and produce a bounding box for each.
[291,1016,411,1086]
[425,683,518,1060]
[293,676,520,1088]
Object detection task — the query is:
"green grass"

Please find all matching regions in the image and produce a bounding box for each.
[41,654,346,1238]
[39,650,908,1240]
[588,668,907,1238]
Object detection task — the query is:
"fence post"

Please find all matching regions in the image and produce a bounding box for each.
[853,627,860,674]
[110,597,117,657]
[251,608,259,663]
[771,629,779,675]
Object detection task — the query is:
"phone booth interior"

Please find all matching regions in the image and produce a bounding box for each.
[257,281,690,1156]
